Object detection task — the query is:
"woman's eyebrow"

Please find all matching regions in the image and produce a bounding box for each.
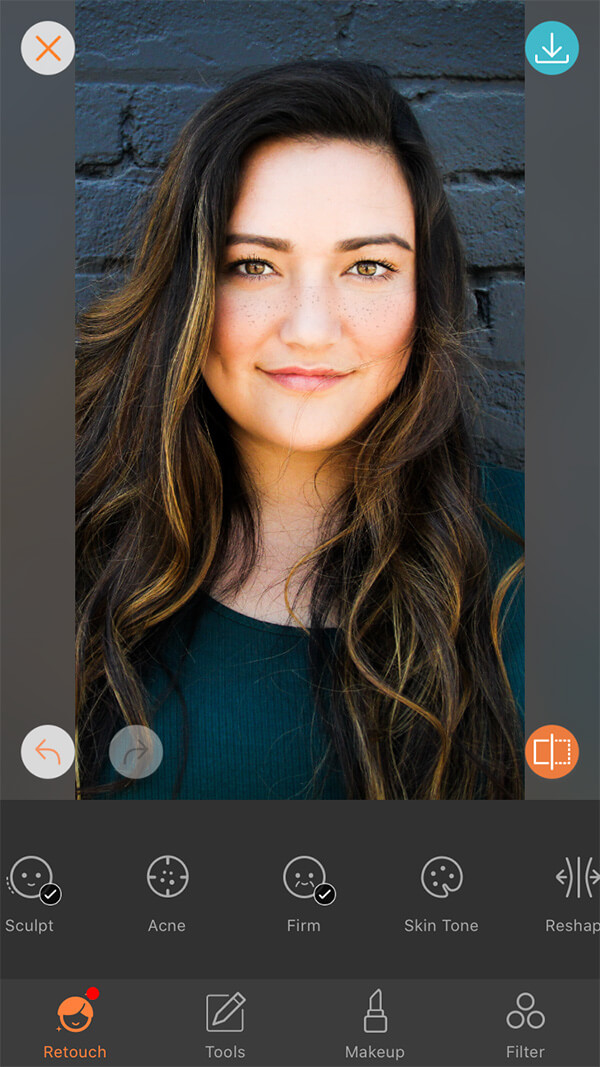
[335,234,413,252]
[226,233,413,253]
[226,234,291,252]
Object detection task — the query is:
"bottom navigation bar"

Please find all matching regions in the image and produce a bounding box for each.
[1,978,598,1067]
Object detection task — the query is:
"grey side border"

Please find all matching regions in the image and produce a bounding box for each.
[0,0,76,800]
[525,0,599,798]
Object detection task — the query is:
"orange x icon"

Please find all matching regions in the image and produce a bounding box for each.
[35,35,61,62]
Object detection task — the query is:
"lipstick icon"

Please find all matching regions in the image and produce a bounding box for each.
[363,988,388,1033]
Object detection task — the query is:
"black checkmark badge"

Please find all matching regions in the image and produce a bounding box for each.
[314,882,336,905]
[39,883,62,905]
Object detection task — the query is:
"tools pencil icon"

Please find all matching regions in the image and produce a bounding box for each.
[206,991,246,1032]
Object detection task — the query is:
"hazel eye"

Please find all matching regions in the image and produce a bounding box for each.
[347,260,396,279]
[355,262,379,276]
[230,258,276,277]
[245,261,270,275]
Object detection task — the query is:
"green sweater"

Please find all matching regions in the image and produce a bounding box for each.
[104,466,523,800]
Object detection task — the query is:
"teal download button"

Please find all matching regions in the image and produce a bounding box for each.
[526,21,579,75]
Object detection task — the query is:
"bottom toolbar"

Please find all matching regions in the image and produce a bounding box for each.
[1,977,598,1066]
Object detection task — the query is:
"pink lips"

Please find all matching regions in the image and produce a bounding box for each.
[260,366,351,392]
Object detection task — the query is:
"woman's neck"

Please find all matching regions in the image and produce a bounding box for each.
[212,433,348,625]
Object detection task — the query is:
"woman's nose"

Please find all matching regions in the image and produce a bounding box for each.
[279,283,343,349]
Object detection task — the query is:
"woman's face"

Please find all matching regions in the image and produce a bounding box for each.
[204,137,416,455]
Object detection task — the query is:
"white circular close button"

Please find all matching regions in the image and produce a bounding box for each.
[21,22,75,76]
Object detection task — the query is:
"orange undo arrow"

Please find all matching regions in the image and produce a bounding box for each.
[35,739,61,764]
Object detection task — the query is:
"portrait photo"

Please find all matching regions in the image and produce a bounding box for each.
[75,0,525,800]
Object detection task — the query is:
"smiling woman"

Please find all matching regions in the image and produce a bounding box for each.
[205,137,418,625]
[76,60,524,801]
[206,139,415,461]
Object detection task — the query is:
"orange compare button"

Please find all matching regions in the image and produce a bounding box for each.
[525,724,579,779]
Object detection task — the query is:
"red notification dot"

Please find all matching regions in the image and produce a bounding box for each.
[86,987,100,1000]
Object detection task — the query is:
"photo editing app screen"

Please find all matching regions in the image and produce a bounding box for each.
[1,1,599,1065]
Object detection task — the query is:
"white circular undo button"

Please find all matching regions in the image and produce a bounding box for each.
[21,725,75,779]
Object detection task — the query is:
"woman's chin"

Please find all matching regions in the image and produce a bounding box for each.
[259,427,356,455]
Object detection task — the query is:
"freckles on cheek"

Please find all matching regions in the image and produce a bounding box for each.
[343,290,416,346]
[211,288,282,350]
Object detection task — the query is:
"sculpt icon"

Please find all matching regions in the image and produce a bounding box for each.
[7,856,53,899]
[420,856,463,899]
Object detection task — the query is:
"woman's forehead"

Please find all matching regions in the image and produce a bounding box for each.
[228,137,415,250]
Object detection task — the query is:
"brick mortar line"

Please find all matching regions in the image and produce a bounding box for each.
[74,170,526,185]
[75,71,525,86]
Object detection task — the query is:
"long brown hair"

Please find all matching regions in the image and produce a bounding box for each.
[76,60,523,799]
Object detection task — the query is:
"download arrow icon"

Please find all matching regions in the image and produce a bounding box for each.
[526,22,579,76]
[542,33,562,58]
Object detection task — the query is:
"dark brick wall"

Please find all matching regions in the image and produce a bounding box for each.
[75,0,525,469]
